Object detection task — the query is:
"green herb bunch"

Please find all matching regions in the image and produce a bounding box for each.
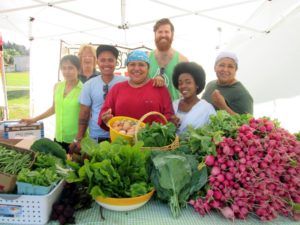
[137,122,176,147]
[17,168,59,186]
[179,110,252,161]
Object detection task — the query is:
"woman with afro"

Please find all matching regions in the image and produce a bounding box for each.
[172,62,216,134]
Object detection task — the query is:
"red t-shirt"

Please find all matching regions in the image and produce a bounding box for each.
[98,79,174,130]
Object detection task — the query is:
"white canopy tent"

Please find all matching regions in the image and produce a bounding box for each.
[0,0,299,136]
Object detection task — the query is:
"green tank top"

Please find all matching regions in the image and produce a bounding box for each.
[54,81,82,143]
[148,50,180,100]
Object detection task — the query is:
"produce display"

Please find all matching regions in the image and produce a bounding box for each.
[53,111,299,224]
[180,111,300,221]
[2,111,299,225]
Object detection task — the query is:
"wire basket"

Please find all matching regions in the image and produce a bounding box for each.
[134,111,179,151]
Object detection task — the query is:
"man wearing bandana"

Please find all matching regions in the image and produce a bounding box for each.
[148,18,188,101]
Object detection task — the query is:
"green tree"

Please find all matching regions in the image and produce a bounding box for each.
[4,41,29,55]
[3,48,20,65]
[3,41,29,65]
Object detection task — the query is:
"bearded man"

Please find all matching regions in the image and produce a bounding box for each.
[149,18,188,101]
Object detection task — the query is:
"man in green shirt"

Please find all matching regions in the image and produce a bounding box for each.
[148,18,188,101]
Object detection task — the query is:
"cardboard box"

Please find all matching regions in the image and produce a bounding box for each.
[0,121,44,140]
[15,139,35,150]
[0,174,17,193]
[0,138,21,146]
[0,142,36,193]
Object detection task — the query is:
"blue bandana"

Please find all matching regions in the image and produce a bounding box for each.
[126,50,150,65]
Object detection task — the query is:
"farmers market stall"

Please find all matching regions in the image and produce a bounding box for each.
[1,111,300,225]
[45,200,300,225]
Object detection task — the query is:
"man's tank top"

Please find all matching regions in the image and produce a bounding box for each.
[148,51,180,100]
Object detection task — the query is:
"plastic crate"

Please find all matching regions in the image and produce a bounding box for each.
[0,180,64,225]
[16,182,54,196]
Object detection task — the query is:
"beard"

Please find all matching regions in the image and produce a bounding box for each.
[155,36,173,51]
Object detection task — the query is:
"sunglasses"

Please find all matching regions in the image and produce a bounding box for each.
[103,84,109,99]
[160,67,165,76]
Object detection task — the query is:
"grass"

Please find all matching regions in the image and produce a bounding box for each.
[5,71,30,119]
[5,72,30,87]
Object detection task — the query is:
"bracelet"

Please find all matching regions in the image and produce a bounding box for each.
[73,138,81,143]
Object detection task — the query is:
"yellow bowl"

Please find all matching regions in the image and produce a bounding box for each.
[108,116,144,143]
[95,190,155,211]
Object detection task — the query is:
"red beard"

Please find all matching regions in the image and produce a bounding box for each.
[155,37,173,51]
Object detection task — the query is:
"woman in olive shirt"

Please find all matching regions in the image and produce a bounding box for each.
[202,52,253,115]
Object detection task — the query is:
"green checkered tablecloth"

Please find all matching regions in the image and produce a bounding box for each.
[47,199,300,225]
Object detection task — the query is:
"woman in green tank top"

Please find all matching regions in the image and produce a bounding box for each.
[20,55,83,152]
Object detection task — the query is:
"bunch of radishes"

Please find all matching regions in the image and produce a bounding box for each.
[190,117,300,221]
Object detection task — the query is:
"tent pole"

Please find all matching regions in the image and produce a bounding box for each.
[265,2,300,32]
[58,40,63,81]
[51,5,118,28]
[0,34,9,121]
[0,0,75,14]
[146,0,265,33]
[120,0,128,45]
[121,0,126,26]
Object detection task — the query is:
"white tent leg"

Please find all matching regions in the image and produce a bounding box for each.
[0,35,9,121]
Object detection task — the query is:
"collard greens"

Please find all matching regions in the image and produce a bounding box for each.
[150,151,207,217]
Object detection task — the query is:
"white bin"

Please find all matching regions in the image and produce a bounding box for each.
[0,180,64,225]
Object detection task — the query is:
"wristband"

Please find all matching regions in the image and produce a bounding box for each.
[73,138,81,143]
